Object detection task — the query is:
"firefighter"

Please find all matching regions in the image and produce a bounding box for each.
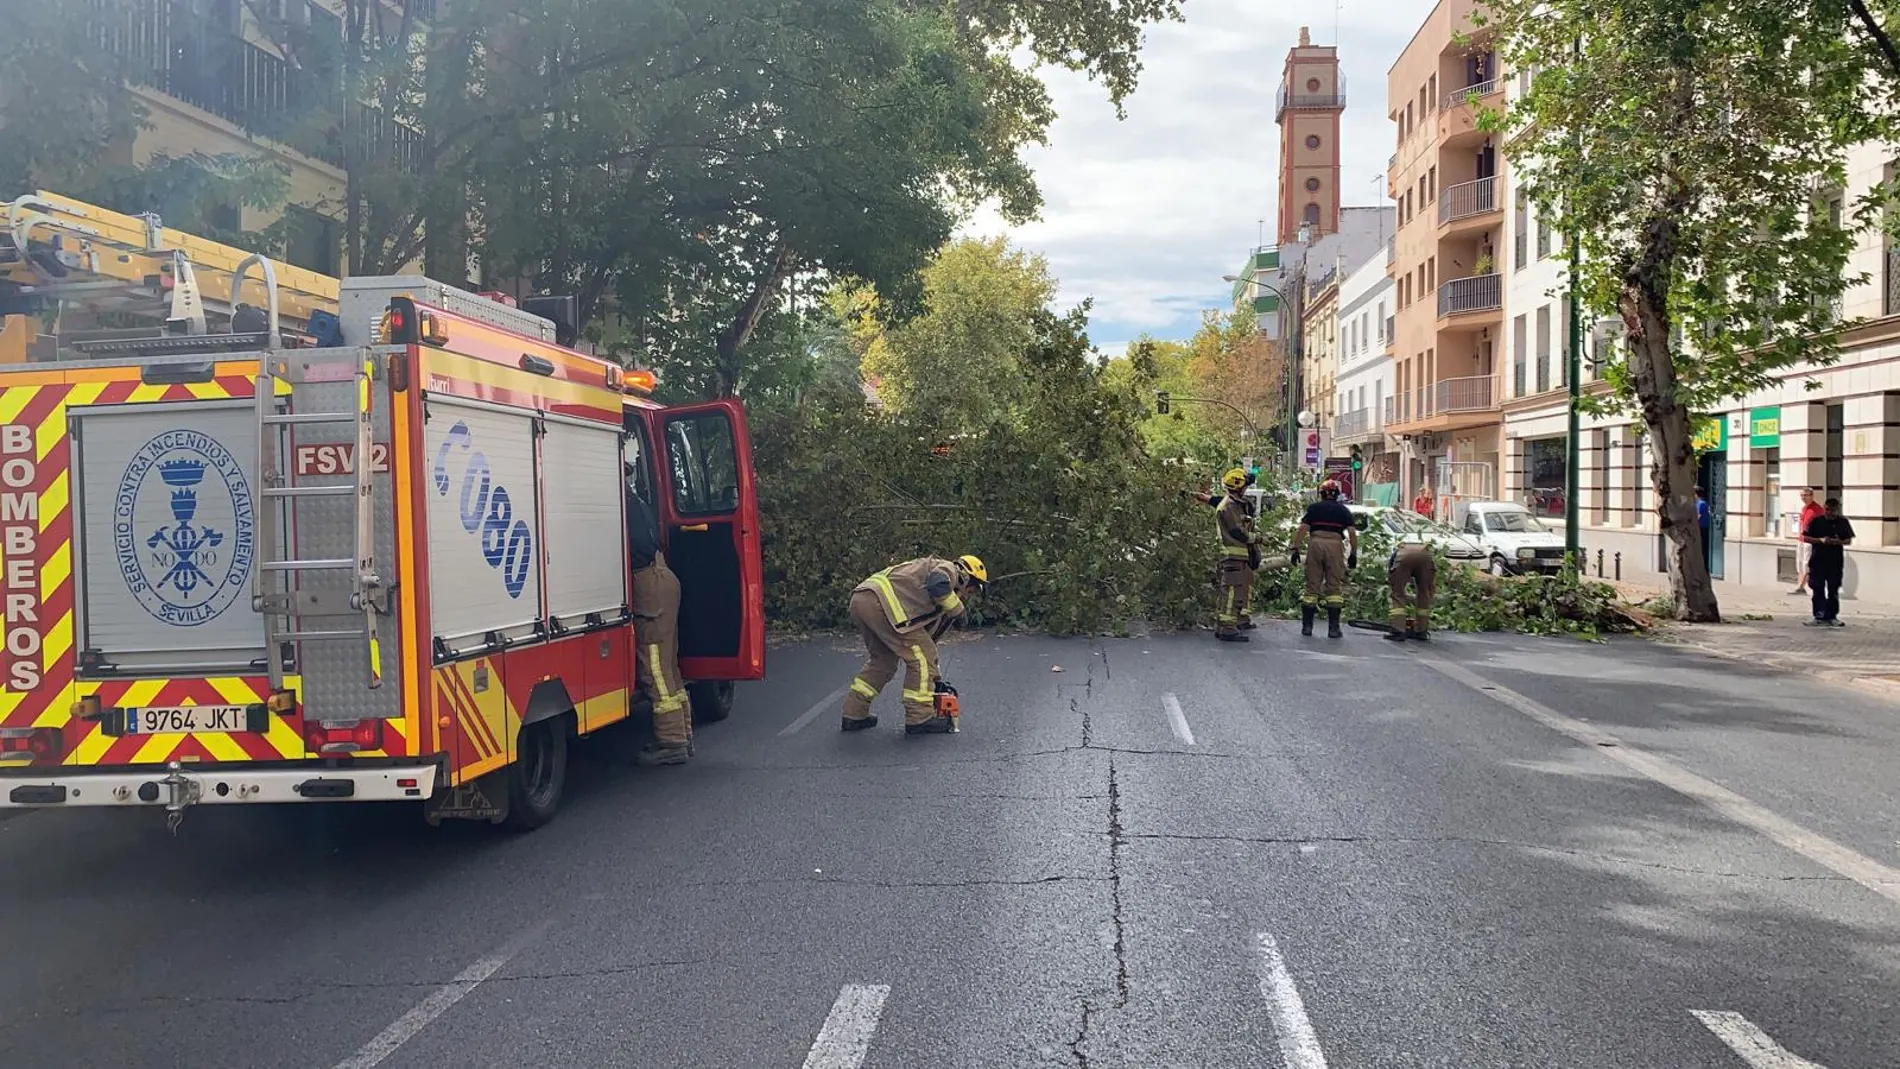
[1385,540,1437,641]
[843,554,988,734]
[1214,467,1263,642]
[1288,478,1358,638]
[626,464,693,766]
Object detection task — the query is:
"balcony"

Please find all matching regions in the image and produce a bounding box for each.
[1438,176,1500,234]
[1433,374,1496,414]
[1384,393,1411,426]
[1437,274,1503,321]
[1335,407,1384,443]
[1438,77,1504,148]
[92,0,421,171]
[1277,79,1348,121]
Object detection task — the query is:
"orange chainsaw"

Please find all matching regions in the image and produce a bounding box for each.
[933,679,960,731]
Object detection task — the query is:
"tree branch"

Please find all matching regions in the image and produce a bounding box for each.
[1848,0,1900,84]
[714,241,797,396]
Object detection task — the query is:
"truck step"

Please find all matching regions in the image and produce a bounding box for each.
[263,485,354,499]
[263,411,356,426]
[262,559,354,572]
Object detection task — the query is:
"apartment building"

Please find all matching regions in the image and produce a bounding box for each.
[1500,137,1900,602]
[1300,270,1340,437]
[1385,0,1505,521]
[85,0,427,275]
[1334,252,1398,504]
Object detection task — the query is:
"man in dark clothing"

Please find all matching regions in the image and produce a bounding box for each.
[1289,479,1358,638]
[1803,498,1854,627]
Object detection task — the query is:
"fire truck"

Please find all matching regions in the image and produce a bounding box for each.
[0,191,764,829]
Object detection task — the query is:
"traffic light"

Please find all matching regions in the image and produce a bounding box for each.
[1350,444,1363,472]
[1154,390,1170,414]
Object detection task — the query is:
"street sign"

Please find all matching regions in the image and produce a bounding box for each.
[1300,429,1330,471]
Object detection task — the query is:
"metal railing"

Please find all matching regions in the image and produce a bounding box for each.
[1438,274,1503,317]
[1277,80,1348,119]
[1438,176,1499,225]
[1433,375,1496,413]
[1415,386,1435,419]
[1886,245,1900,316]
[1444,77,1503,109]
[1385,393,1410,425]
[1335,407,1385,440]
[92,0,421,170]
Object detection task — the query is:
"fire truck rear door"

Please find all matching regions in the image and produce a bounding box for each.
[653,400,763,682]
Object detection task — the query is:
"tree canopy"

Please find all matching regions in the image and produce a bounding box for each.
[1477,0,1900,620]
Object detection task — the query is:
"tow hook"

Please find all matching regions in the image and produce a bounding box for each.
[161,761,201,835]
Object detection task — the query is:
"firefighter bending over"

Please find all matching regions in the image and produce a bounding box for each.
[1214,468,1263,642]
[843,555,988,734]
[626,465,693,765]
[1385,540,1436,641]
[1289,479,1357,638]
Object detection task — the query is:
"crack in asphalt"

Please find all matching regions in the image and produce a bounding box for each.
[1122,832,1870,883]
[1105,760,1130,1008]
[678,873,1105,890]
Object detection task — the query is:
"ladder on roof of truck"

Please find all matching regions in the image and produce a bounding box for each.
[1,190,342,353]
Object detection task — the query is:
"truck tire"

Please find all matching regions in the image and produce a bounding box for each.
[505,716,568,830]
[690,680,734,724]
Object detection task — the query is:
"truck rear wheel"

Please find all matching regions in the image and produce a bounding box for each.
[505,717,568,830]
[690,680,734,724]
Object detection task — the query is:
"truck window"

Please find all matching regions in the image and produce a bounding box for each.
[665,412,740,515]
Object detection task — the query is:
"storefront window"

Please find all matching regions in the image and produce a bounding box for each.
[1525,437,1566,518]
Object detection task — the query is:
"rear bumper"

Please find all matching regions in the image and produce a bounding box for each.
[0,763,441,809]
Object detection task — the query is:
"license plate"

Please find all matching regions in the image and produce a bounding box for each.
[128,705,251,734]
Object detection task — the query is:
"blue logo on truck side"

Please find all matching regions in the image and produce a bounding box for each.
[431,420,533,599]
[115,429,256,625]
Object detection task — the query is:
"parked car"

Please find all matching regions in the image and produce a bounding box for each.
[1351,505,1490,564]
[1457,500,1568,575]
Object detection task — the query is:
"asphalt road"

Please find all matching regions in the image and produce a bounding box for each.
[4,623,1900,1068]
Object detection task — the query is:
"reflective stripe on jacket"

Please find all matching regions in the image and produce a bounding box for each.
[855,557,966,632]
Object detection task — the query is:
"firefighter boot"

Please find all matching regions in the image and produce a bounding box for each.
[636,739,694,766]
[905,717,955,735]
[1326,607,1343,638]
[1300,605,1316,636]
[842,715,878,731]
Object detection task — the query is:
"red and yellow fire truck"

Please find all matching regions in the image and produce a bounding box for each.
[0,191,764,829]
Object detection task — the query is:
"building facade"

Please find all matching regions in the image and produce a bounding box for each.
[1276,26,1347,245]
[1500,138,1900,604]
[1385,0,1505,522]
[1334,252,1398,504]
[1300,270,1340,440]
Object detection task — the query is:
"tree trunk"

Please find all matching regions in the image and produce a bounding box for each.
[1624,292,1720,623]
[714,242,796,397]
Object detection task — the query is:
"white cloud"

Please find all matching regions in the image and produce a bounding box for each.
[960,0,1437,349]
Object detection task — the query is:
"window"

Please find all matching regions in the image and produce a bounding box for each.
[283,207,339,276]
[1429,74,1438,108]
[1306,134,1322,150]
[1631,427,1646,526]
[1595,429,1612,524]
[1558,295,1570,387]
[1761,446,1781,537]
[624,417,656,507]
[1536,215,1551,259]
[1527,438,1565,517]
[1428,166,1437,202]
[1304,203,1321,224]
[1306,177,1321,192]
[665,411,741,516]
[1512,314,1527,396]
[1513,188,1528,271]
[1535,304,1551,393]
[1824,402,1844,501]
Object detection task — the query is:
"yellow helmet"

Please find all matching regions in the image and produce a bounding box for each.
[956,554,989,585]
[1222,468,1249,491]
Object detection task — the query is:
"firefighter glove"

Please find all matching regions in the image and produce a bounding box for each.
[1289,549,1301,566]
[1348,551,1358,570]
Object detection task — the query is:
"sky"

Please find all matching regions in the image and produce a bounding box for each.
[957,0,1439,357]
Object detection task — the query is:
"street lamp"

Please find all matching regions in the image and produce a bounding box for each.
[1221,271,1303,478]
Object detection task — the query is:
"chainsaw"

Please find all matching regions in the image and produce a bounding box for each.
[933,679,960,731]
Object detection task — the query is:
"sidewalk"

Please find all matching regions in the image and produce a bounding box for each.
[1612,578,1900,699]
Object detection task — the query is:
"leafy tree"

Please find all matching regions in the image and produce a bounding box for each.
[853,237,1058,434]
[1478,0,1900,620]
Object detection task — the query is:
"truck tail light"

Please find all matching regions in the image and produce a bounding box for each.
[0,727,63,763]
[303,719,382,755]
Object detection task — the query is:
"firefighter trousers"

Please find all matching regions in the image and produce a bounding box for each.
[1387,545,1436,633]
[1302,534,1347,608]
[844,588,940,726]
[632,557,690,746]
[1216,557,1254,635]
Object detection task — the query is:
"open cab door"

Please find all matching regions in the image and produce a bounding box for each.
[650,399,765,682]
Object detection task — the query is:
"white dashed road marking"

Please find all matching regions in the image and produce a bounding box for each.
[802,984,891,1069]
[1691,1010,1829,1068]
[1420,656,1900,907]
[334,921,550,1069]
[1254,931,1330,1069]
[1163,692,1195,746]
[781,685,852,736]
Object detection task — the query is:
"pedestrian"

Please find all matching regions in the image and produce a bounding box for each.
[1791,487,1823,595]
[842,554,988,733]
[1802,498,1854,627]
[1384,540,1436,642]
[1695,486,1711,570]
[1412,485,1435,521]
[1213,467,1264,642]
[626,464,692,766]
[1289,478,1358,638]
